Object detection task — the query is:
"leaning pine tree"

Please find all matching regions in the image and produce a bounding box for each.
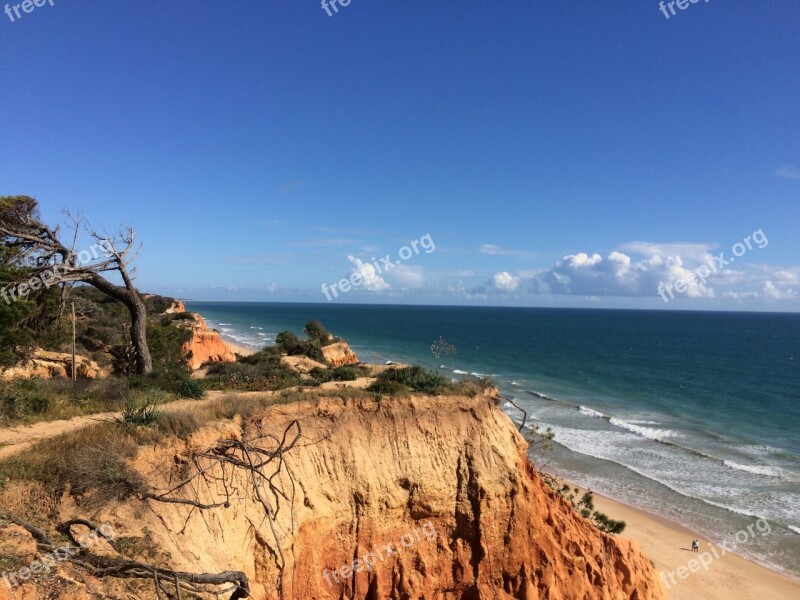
[0,195,153,374]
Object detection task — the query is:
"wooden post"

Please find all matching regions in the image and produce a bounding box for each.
[71,302,76,382]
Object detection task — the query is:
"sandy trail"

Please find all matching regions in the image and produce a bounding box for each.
[0,391,272,460]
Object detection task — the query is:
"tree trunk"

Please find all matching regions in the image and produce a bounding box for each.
[128,295,153,375]
[88,274,153,375]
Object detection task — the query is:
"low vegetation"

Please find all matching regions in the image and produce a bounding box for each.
[1,377,131,426]
[0,422,147,509]
[0,369,208,427]
[307,364,368,385]
[366,365,492,397]
[541,474,627,535]
[0,391,277,501]
[116,393,163,427]
[204,346,302,391]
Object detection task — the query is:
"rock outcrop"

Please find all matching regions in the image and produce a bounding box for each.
[164,300,187,314]
[321,340,359,367]
[10,391,666,599]
[180,313,236,370]
[281,354,329,373]
[0,350,106,381]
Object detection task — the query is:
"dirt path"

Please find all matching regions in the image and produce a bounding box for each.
[0,391,272,460]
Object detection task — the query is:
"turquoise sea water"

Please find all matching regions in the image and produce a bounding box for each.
[186,301,800,578]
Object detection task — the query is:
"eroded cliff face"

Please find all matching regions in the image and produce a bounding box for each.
[321,340,359,367]
[0,350,106,381]
[180,312,236,370]
[164,300,187,314]
[14,391,667,600]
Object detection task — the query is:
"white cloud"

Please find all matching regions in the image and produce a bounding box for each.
[387,264,425,289]
[723,281,797,302]
[533,251,714,298]
[775,165,800,180]
[722,290,760,300]
[619,241,716,262]
[513,243,799,304]
[480,244,530,258]
[447,281,466,294]
[762,281,797,300]
[491,271,521,292]
[347,255,390,291]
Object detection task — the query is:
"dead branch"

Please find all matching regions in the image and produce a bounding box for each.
[140,420,302,600]
[0,511,250,599]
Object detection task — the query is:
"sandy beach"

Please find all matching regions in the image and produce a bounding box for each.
[571,482,800,600]
[222,337,256,357]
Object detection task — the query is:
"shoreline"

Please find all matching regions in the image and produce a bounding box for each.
[222,336,256,357]
[560,479,800,599]
[191,308,800,597]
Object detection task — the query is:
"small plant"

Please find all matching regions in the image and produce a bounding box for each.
[177,378,204,399]
[117,393,162,427]
[547,477,627,535]
[592,511,627,535]
[526,423,555,470]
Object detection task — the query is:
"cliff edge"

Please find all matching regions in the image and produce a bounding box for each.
[179,312,237,370]
[0,391,666,599]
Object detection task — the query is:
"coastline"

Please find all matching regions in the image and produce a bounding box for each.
[222,336,256,357]
[564,480,800,600]
[189,307,799,597]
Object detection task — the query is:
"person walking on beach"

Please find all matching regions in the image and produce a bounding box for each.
[691,539,699,552]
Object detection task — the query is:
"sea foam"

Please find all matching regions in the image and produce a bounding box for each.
[723,461,785,478]
[609,418,678,442]
[578,406,604,419]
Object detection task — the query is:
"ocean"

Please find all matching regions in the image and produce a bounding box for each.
[186,301,800,578]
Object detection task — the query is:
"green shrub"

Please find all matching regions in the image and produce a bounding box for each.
[117,393,162,427]
[275,330,326,362]
[0,379,53,421]
[275,331,299,349]
[146,320,192,371]
[204,356,301,391]
[592,512,626,535]
[308,365,365,385]
[237,346,283,365]
[376,366,450,394]
[365,380,406,395]
[176,378,204,399]
[304,320,335,345]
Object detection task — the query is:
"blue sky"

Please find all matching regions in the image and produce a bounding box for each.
[1,1,798,310]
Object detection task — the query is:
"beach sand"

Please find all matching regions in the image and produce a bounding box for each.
[572,483,800,599]
[223,338,256,357]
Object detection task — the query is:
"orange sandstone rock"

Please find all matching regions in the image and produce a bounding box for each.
[321,340,359,367]
[180,313,236,370]
[118,392,667,598]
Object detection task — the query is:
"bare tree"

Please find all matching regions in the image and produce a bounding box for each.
[0,196,153,374]
[431,336,457,373]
